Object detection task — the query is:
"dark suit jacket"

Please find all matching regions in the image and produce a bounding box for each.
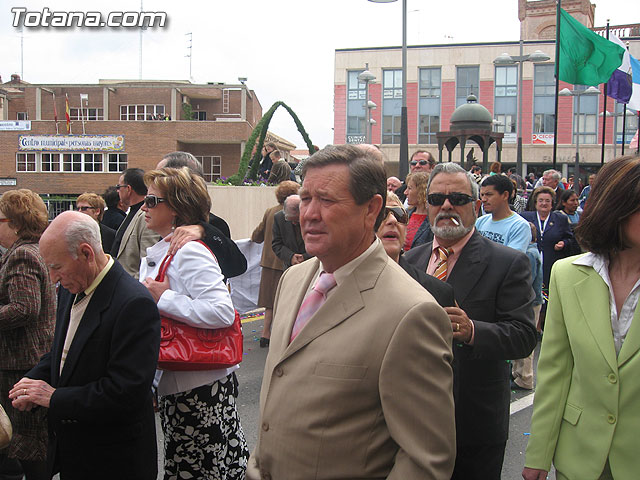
[399,255,454,308]
[101,208,126,231]
[26,261,160,480]
[99,222,115,254]
[520,211,573,289]
[404,232,536,448]
[201,214,247,279]
[271,210,311,269]
[407,208,434,249]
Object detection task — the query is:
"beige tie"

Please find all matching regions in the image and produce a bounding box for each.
[433,246,453,281]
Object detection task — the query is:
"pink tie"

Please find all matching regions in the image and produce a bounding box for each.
[290,272,337,342]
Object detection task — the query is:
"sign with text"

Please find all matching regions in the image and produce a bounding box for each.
[532,133,554,145]
[18,135,125,151]
[346,134,366,144]
[0,120,31,131]
[502,133,517,144]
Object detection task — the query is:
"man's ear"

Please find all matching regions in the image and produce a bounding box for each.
[79,243,95,262]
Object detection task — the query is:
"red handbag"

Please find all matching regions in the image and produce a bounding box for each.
[155,241,243,371]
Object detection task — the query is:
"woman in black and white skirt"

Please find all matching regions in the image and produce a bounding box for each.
[139,167,248,479]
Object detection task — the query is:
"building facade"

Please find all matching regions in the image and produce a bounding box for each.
[334,0,639,177]
[0,77,266,200]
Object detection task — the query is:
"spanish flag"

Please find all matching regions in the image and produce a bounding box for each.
[65,93,71,133]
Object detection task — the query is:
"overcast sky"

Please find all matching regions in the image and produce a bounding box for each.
[0,0,632,148]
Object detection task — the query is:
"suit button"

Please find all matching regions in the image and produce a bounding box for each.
[608,373,617,384]
[607,414,616,424]
[262,422,269,432]
[275,367,283,377]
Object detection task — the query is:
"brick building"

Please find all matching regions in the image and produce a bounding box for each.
[334,0,639,178]
[0,77,273,203]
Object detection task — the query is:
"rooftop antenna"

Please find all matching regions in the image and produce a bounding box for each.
[186,33,193,81]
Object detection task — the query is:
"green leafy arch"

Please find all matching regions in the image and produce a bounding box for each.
[227,101,315,185]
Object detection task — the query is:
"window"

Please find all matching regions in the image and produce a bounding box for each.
[83,153,103,172]
[493,66,517,133]
[63,153,82,172]
[42,153,61,172]
[615,102,638,144]
[456,66,479,107]
[572,85,599,145]
[70,108,104,120]
[193,111,207,121]
[346,70,367,138]
[119,104,165,120]
[108,153,128,172]
[382,69,402,144]
[17,112,28,120]
[16,153,36,172]
[418,67,441,144]
[533,64,556,133]
[195,155,221,182]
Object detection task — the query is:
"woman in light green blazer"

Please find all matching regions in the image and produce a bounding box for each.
[523,155,640,480]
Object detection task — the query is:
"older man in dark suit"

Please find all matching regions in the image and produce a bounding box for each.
[404,162,537,480]
[10,211,160,480]
[271,194,312,269]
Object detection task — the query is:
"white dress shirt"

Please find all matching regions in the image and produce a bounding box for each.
[140,239,238,396]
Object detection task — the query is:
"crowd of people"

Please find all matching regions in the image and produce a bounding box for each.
[0,144,638,480]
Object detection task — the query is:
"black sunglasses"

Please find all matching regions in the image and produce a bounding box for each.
[114,184,129,190]
[427,193,475,206]
[384,206,408,224]
[77,206,95,212]
[410,160,429,167]
[144,195,167,208]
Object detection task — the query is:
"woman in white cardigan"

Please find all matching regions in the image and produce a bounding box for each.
[139,167,248,480]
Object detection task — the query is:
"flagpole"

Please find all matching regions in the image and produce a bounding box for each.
[621,103,627,155]
[52,92,59,135]
[552,0,561,170]
[600,20,610,165]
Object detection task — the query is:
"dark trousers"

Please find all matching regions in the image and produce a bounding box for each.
[451,442,507,480]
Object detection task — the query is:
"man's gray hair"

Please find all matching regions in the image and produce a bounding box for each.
[427,162,479,200]
[66,217,103,259]
[162,151,205,179]
[543,169,561,181]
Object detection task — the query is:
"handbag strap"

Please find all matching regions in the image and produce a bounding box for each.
[154,240,217,283]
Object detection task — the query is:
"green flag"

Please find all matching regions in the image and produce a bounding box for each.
[558,8,624,86]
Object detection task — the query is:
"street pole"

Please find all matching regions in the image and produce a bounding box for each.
[399,0,409,181]
[517,40,524,179]
[575,95,581,193]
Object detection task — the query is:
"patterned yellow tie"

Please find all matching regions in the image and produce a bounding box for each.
[433,246,453,281]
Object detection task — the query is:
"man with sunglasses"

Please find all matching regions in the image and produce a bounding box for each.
[404,162,536,480]
[111,168,160,278]
[396,150,436,201]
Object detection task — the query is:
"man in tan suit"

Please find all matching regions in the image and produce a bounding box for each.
[110,168,159,278]
[247,145,456,480]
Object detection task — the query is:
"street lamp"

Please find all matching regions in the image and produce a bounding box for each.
[369,0,408,180]
[494,44,550,180]
[559,86,601,192]
[358,65,376,144]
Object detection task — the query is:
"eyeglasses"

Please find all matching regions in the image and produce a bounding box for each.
[77,206,96,212]
[427,193,475,206]
[384,206,408,224]
[144,195,167,209]
[410,160,429,167]
[115,184,129,190]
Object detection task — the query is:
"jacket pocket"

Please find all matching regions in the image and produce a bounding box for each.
[562,402,582,425]
[313,362,367,380]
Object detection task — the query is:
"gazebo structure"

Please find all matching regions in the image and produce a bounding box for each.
[436,95,504,173]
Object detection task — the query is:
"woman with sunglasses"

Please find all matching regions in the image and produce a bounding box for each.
[76,192,115,252]
[0,189,55,480]
[404,172,433,251]
[377,192,454,308]
[139,167,249,480]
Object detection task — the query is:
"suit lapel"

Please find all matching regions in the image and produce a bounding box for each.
[57,264,120,385]
[52,290,73,385]
[447,233,488,305]
[117,209,141,257]
[574,266,618,372]
[279,244,387,362]
[617,296,640,368]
